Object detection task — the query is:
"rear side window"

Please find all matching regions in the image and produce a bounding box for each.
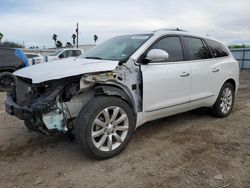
[205,39,229,58]
[151,36,184,62]
[68,50,75,57]
[183,37,210,60]
[74,50,82,56]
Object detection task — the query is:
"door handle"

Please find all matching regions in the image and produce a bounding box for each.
[212,68,220,73]
[180,72,190,77]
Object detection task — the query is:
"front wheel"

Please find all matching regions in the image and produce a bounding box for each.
[211,82,235,118]
[75,96,135,159]
[0,72,15,92]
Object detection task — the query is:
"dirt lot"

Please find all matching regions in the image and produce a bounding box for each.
[0,73,249,188]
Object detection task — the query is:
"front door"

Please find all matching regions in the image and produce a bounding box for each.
[141,36,191,122]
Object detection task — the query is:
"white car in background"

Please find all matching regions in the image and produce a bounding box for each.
[6,29,239,159]
[25,53,44,65]
[45,49,84,62]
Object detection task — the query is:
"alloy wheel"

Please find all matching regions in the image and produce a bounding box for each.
[91,106,129,152]
[220,87,233,114]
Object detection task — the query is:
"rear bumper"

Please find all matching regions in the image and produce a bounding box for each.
[5,96,34,120]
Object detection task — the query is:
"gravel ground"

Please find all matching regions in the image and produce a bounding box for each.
[0,72,249,188]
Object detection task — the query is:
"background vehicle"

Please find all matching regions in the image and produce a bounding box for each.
[25,53,44,65]
[45,48,83,62]
[0,47,29,91]
[5,29,239,159]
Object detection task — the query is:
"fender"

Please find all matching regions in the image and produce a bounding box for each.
[94,84,136,113]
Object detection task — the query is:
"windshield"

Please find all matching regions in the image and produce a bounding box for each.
[79,34,153,61]
[50,50,64,56]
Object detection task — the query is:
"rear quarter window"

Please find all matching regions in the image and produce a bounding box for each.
[205,39,229,58]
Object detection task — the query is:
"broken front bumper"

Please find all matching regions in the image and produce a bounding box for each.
[5,94,66,132]
[5,96,35,120]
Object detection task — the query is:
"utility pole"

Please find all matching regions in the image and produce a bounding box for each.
[76,23,79,48]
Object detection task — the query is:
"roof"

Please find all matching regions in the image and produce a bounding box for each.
[150,28,221,43]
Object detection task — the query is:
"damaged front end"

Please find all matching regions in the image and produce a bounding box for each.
[5,56,141,136]
[5,76,81,134]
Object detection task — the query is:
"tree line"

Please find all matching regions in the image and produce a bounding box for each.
[0,32,98,49]
[52,33,98,48]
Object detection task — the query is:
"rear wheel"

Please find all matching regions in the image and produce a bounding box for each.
[75,96,135,159]
[0,72,15,92]
[211,82,235,118]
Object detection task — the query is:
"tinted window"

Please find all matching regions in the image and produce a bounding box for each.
[25,54,38,58]
[183,37,210,60]
[68,50,74,57]
[151,37,183,62]
[61,50,73,58]
[205,39,229,58]
[60,51,66,58]
[51,50,64,56]
[74,50,82,56]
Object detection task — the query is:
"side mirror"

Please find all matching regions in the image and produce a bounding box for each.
[58,54,64,59]
[145,49,169,62]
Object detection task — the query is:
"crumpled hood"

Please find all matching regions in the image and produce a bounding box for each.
[14,58,119,84]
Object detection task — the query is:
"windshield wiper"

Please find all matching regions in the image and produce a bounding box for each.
[85,56,103,60]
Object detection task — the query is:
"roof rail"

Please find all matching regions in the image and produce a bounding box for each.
[153,28,187,32]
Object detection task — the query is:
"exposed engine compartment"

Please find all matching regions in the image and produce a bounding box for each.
[8,76,81,134]
[6,63,142,135]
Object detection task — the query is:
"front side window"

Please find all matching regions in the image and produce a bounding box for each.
[150,36,184,62]
[183,37,210,60]
[60,50,73,58]
[205,39,229,58]
[79,34,153,61]
[50,50,63,56]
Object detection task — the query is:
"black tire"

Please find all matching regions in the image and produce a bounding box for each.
[75,96,135,159]
[0,72,15,92]
[210,82,235,118]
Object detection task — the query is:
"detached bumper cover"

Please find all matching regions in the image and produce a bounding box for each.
[5,96,34,120]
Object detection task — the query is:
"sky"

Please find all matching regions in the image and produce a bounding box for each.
[0,0,249,48]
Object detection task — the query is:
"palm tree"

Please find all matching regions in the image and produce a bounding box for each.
[72,34,76,46]
[56,40,63,48]
[0,33,3,43]
[52,34,57,47]
[94,35,98,44]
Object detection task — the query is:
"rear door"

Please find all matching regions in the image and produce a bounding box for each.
[182,36,223,107]
[141,36,192,122]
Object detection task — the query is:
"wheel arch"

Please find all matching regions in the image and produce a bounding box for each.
[224,78,236,91]
[213,77,237,105]
[94,84,136,114]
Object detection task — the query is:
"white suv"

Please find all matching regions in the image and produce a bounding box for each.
[45,48,83,62]
[6,29,239,159]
